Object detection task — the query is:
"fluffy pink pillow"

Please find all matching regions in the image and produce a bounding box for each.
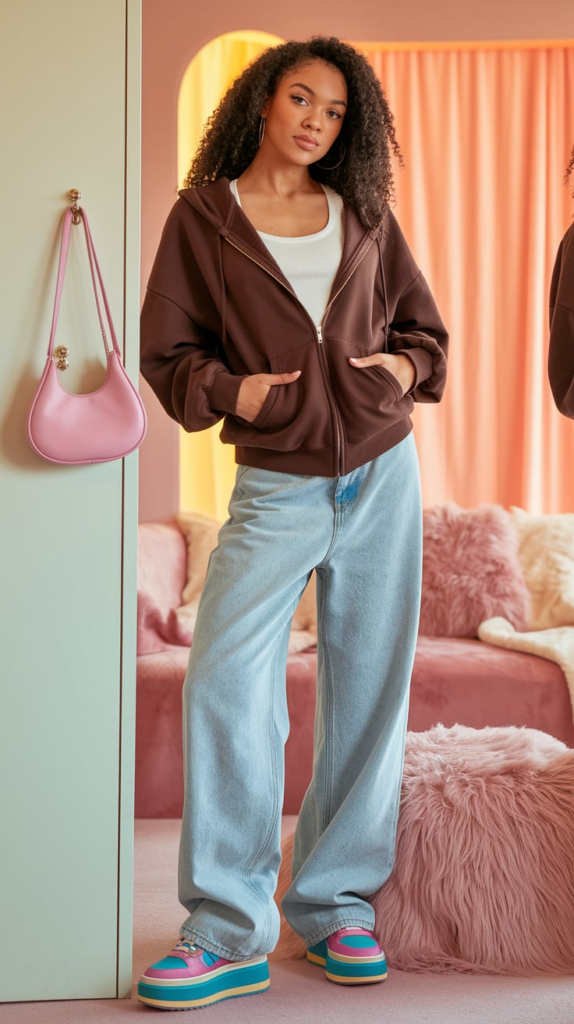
[137,522,193,654]
[419,503,530,637]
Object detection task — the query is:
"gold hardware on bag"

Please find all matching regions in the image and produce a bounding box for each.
[55,345,70,370]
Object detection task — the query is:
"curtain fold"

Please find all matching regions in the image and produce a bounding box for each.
[178,37,574,518]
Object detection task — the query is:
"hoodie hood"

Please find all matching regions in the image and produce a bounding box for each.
[178,177,379,302]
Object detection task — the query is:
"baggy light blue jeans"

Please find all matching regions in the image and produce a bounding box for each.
[178,433,422,960]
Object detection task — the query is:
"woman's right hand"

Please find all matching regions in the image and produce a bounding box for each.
[236,371,301,423]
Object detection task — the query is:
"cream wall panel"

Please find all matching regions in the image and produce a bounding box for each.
[0,0,140,1002]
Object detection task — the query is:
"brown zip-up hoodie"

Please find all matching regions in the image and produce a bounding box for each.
[140,178,448,477]
[548,220,574,418]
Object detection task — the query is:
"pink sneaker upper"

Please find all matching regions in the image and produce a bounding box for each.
[326,927,384,960]
[142,940,231,981]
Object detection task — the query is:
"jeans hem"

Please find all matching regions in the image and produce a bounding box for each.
[303,918,376,949]
[179,925,270,962]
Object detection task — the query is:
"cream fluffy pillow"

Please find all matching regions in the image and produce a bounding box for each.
[174,510,317,653]
[176,510,220,612]
[510,507,574,630]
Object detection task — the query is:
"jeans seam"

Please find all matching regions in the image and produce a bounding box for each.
[317,575,335,832]
[243,637,282,907]
[386,696,411,869]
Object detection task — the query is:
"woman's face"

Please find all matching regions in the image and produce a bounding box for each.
[261,59,347,168]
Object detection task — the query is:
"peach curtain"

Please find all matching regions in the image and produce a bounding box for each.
[178,38,574,518]
[361,42,574,512]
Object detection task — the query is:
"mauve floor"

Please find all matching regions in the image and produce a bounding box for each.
[1,818,573,1024]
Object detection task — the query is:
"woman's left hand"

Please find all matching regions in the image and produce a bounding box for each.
[349,352,415,395]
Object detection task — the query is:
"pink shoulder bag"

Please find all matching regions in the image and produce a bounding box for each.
[27,205,147,464]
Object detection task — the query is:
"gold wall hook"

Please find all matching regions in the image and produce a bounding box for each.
[67,189,82,224]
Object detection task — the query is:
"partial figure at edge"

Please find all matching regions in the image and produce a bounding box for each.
[549,145,574,417]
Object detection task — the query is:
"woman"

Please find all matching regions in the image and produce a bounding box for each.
[138,36,448,1011]
[549,146,574,418]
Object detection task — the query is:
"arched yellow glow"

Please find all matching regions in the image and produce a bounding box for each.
[177,30,283,520]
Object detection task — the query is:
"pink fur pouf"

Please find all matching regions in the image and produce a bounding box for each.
[273,725,574,974]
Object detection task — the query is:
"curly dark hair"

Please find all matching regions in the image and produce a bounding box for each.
[183,36,402,229]
[566,144,574,198]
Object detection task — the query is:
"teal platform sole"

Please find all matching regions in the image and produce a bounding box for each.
[137,959,270,1010]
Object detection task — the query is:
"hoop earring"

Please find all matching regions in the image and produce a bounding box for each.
[316,143,346,170]
[259,116,266,147]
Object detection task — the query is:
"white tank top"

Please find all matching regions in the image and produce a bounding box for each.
[229,179,344,328]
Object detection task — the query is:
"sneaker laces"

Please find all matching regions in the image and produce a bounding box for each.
[172,939,221,966]
[173,939,201,957]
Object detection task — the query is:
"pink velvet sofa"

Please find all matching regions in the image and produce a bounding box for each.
[135,516,574,818]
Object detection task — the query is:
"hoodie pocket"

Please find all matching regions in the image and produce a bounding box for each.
[221,342,332,452]
[328,340,408,443]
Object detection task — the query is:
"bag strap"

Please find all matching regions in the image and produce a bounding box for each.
[46,206,121,359]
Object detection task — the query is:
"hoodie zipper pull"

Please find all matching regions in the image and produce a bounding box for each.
[317,325,323,345]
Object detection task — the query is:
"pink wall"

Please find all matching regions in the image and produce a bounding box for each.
[139,0,574,521]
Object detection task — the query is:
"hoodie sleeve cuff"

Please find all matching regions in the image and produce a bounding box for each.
[395,348,434,392]
[207,370,246,415]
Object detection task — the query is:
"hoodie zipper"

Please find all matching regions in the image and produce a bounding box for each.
[316,247,374,473]
[224,234,374,476]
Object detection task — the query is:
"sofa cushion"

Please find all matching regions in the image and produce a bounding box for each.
[419,504,530,637]
[135,649,191,817]
[134,637,574,817]
[409,636,574,747]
